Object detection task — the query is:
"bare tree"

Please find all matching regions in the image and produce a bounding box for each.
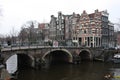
[114,19,120,32]
[18,27,28,45]
[18,21,39,45]
[5,35,11,46]
[8,27,18,46]
[0,34,5,45]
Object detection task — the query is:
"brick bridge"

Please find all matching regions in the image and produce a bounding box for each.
[0,46,116,69]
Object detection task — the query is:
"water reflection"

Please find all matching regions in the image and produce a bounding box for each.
[17,62,120,80]
[109,64,120,80]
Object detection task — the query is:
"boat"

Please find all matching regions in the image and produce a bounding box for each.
[104,74,120,79]
[112,53,120,63]
[114,76,120,78]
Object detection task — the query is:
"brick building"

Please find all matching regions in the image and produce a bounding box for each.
[49,12,75,46]
[49,15,57,41]
[38,23,49,43]
[56,12,65,45]
[49,10,114,47]
[74,9,114,48]
[64,13,80,46]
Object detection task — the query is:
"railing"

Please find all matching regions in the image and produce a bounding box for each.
[1,45,85,52]
[1,42,105,52]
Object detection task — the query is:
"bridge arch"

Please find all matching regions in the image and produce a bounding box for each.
[5,53,34,69]
[17,54,34,69]
[42,49,73,64]
[79,49,93,61]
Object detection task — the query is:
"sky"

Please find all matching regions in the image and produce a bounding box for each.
[0,0,120,35]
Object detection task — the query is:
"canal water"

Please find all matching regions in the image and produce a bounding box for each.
[17,62,120,80]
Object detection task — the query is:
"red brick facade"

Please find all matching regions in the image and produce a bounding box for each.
[73,9,114,48]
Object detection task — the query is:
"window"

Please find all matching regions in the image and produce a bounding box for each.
[92,29,97,34]
[90,37,93,41]
[84,30,86,33]
[79,29,82,34]
[96,29,99,34]
[88,29,92,34]
[73,37,75,40]
[91,22,95,24]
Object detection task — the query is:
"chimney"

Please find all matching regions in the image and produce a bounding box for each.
[95,9,99,13]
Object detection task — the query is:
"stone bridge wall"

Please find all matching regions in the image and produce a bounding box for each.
[1,47,117,64]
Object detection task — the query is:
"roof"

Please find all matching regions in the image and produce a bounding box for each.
[89,13,95,19]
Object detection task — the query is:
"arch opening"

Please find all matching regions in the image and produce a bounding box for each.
[17,54,33,70]
[79,50,91,61]
[43,50,72,65]
[5,54,33,74]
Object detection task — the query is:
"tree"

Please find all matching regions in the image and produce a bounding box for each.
[10,27,18,45]
[18,27,28,45]
[114,19,120,32]
[5,35,11,46]
[18,21,39,45]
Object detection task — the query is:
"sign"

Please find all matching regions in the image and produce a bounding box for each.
[53,41,58,47]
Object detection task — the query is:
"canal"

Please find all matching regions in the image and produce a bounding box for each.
[17,62,120,80]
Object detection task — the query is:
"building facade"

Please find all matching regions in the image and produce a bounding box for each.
[49,12,74,46]
[49,10,114,48]
[74,9,114,48]
[56,12,65,45]
[116,31,120,49]
[75,10,102,47]
[49,15,57,41]
[38,23,50,45]
[108,22,114,48]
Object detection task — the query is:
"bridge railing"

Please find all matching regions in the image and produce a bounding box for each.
[1,42,106,52]
[1,44,88,52]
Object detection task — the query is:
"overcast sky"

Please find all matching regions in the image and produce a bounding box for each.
[0,0,120,35]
